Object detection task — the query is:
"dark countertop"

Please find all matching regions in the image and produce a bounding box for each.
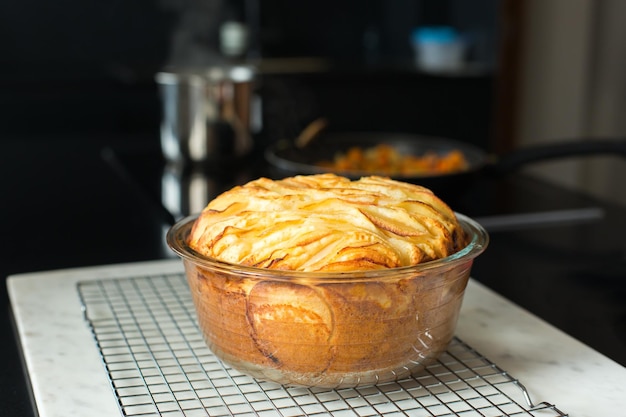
[2,134,625,416]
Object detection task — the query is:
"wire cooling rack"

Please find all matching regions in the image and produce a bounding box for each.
[78,273,567,417]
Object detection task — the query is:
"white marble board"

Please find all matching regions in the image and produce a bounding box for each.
[7,259,626,417]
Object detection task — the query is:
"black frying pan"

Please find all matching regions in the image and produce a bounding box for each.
[265,132,626,197]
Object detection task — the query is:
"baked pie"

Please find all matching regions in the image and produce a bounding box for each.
[169,174,487,387]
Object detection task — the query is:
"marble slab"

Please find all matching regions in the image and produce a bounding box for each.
[7,259,626,417]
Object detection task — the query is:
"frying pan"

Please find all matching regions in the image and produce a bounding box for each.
[265,132,626,198]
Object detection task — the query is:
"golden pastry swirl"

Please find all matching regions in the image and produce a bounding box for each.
[188,174,467,271]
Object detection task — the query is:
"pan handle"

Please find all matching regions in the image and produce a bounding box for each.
[488,138,626,176]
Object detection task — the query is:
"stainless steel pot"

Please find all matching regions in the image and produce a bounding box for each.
[156,65,256,165]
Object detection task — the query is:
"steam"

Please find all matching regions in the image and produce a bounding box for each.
[161,0,228,67]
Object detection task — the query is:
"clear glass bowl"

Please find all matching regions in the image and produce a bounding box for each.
[167,213,488,388]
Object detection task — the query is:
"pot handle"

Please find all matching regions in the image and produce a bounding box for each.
[488,138,626,176]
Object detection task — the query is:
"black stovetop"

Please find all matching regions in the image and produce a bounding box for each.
[1,134,625,417]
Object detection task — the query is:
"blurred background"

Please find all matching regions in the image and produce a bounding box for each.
[1,0,625,205]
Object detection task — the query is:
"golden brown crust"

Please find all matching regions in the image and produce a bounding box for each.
[185,260,470,387]
[189,174,467,271]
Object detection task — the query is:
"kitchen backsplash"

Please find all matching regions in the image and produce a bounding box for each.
[0,0,499,147]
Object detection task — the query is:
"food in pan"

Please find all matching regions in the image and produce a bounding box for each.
[315,144,469,176]
[167,173,488,388]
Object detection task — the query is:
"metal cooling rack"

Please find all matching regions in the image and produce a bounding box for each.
[78,273,567,417]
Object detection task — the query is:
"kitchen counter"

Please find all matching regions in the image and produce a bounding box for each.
[2,134,626,416]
